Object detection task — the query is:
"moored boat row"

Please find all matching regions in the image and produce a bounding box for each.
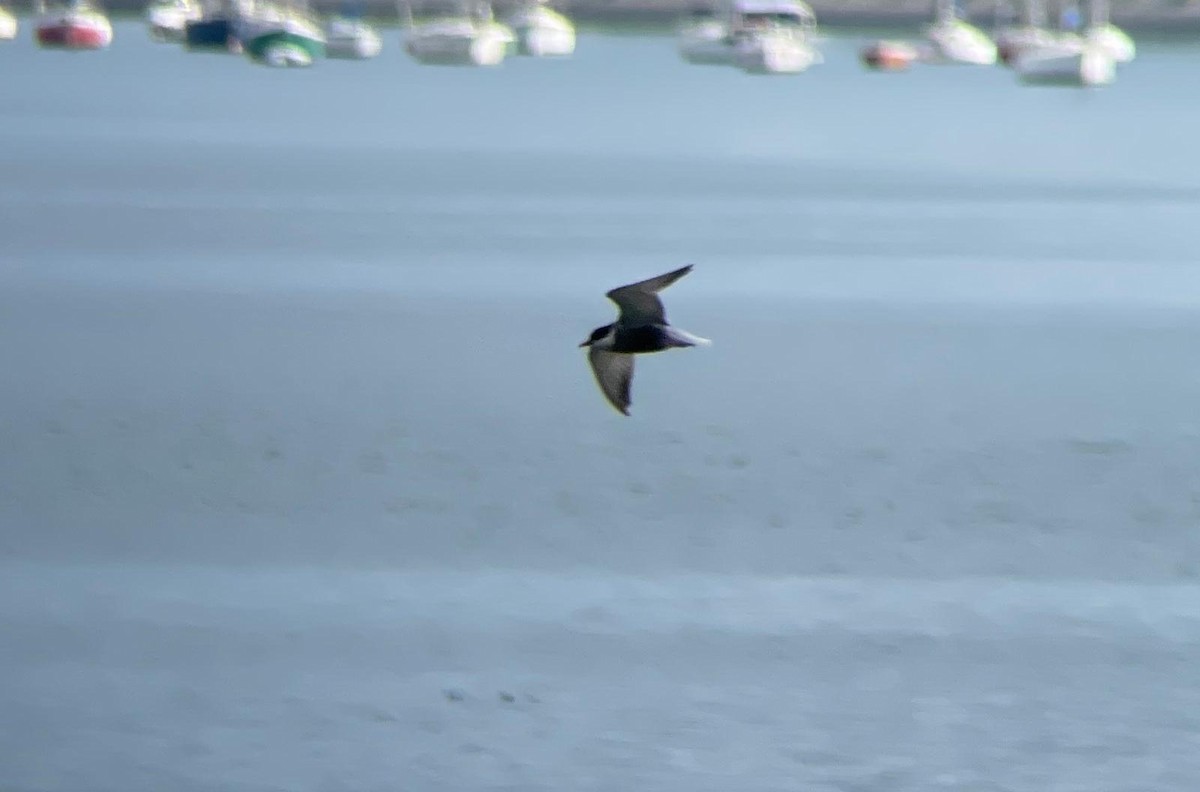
[2,0,1136,86]
[859,0,1134,88]
[4,0,574,67]
[400,0,573,66]
[171,0,574,66]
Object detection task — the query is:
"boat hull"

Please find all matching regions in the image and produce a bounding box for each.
[1017,45,1114,87]
[995,25,1061,66]
[36,12,113,49]
[241,12,324,67]
[245,29,325,66]
[513,22,573,56]
[0,8,18,40]
[185,17,239,51]
[508,7,574,56]
[405,22,513,66]
[924,20,997,65]
[860,39,919,71]
[734,31,819,74]
[325,20,381,59]
[146,5,198,41]
[1085,24,1134,63]
[678,21,733,65]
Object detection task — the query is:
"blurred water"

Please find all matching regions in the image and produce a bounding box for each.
[2,22,1200,791]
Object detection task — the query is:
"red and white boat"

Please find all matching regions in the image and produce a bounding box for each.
[36,0,113,50]
[860,39,920,71]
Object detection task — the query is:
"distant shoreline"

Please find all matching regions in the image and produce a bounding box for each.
[21,0,1200,34]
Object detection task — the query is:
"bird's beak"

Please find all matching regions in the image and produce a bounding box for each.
[578,339,591,348]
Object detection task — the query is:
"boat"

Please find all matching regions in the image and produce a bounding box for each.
[240,0,325,66]
[185,0,250,52]
[679,0,820,74]
[677,6,735,65]
[1009,0,1115,86]
[994,0,1059,65]
[505,0,574,57]
[923,0,996,65]
[860,39,920,71]
[733,18,821,74]
[324,15,382,58]
[0,4,18,40]
[35,0,113,49]
[146,0,202,41]
[402,1,515,67]
[1015,38,1113,86]
[1081,0,1133,62]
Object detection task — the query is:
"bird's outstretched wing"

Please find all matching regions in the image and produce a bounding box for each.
[605,264,693,327]
[588,347,635,416]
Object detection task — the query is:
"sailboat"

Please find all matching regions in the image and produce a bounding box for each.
[35,0,113,49]
[1014,0,1114,86]
[1081,0,1133,62]
[185,0,251,52]
[239,0,326,66]
[505,0,574,57]
[146,0,202,41]
[924,0,996,64]
[677,4,735,65]
[994,0,1059,66]
[0,3,19,40]
[325,0,382,59]
[678,0,821,74]
[401,0,515,67]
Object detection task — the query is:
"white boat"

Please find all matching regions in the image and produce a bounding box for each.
[146,0,201,41]
[677,8,734,65]
[733,21,820,74]
[1015,37,1113,86]
[1084,23,1132,62]
[402,2,514,66]
[1008,0,1118,86]
[1081,0,1133,62]
[0,4,19,39]
[505,0,574,57]
[679,0,820,74]
[995,24,1062,66]
[923,0,996,65]
[994,0,1059,65]
[324,15,382,58]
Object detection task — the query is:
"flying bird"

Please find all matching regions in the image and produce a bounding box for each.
[579,264,710,416]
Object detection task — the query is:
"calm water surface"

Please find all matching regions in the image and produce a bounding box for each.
[2,23,1200,792]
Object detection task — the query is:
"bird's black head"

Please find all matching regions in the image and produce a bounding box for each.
[579,324,614,348]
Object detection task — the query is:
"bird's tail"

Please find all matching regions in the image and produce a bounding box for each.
[665,327,712,348]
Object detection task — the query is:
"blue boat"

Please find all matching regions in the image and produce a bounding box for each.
[184,0,246,51]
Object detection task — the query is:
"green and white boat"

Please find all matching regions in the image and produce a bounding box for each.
[239,1,325,66]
